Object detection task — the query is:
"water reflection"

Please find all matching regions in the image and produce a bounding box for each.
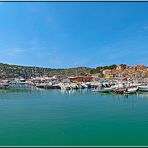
[1,87,148,100]
[93,91,148,98]
[136,92,148,98]
[60,88,148,98]
[0,87,46,94]
[60,88,90,95]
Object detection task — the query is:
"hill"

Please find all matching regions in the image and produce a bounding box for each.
[0,63,92,79]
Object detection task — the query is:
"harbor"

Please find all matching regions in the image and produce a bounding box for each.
[0,64,147,94]
[0,75,148,95]
[0,1,148,146]
[0,65,148,146]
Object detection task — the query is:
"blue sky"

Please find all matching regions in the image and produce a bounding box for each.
[0,2,148,68]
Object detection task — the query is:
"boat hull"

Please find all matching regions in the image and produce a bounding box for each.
[138,86,148,92]
[92,88,112,93]
[138,88,148,92]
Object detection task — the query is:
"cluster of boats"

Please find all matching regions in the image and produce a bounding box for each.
[0,78,148,95]
[92,82,148,94]
[0,79,92,90]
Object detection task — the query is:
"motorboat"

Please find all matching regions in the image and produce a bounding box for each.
[0,82,9,89]
[124,87,138,94]
[92,87,113,93]
[59,83,71,90]
[138,85,148,92]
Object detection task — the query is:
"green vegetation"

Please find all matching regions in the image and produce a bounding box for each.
[0,63,130,79]
[119,64,127,69]
[0,63,92,79]
[90,64,117,75]
[104,64,117,70]
[79,72,87,76]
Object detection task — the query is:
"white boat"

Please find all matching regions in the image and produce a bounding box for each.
[138,85,148,92]
[77,83,85,89]
[111,83,124,89]
[0,82,9,89]
[36,83,46,88]
[124,87,138,94]
[92,87,113,93]
[81,83,88,88]
[59,83,71,90]
[70,83,79,89]
[10,80,33,88]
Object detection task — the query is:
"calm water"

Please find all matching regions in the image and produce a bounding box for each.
[0,88,148,146]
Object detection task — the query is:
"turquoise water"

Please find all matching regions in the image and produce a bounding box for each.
[0,88,148,146]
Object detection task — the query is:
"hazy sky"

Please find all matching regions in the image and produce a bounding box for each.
[0,2,148,68]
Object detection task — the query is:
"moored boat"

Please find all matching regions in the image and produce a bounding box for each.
[0,82,9,89]
[138,85,148,92]
[92,87,113,93]
[113,88,125,94]
[124,87,138,94]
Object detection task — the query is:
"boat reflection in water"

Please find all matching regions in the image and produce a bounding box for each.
[60,88,90,95]
[0,85,46,94]
[136,92,148,98]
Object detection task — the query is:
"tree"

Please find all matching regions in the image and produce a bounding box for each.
[108,64,117,69]
[90,69,96,74]
[120,64,127,67]
[120,64,127,69]
[99,72,104,78]
[79,72,86,76]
